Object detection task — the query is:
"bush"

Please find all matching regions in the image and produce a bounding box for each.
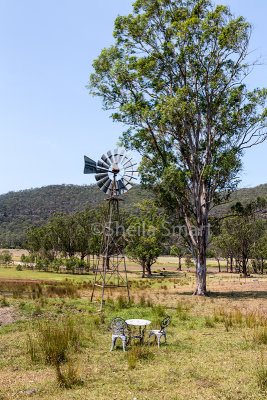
[16,265,23,271]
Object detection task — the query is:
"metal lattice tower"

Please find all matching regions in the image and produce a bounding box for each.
[83,148,138,309]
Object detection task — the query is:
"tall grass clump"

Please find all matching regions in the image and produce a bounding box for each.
[253,326,267,345]
[204,316,215,328]
[256,353,267,390]
[26,332,39,363]
[35,317,82,388]
[126,344,154,370]
[55,358,82,388]
[37,318,81,364]
[116,295,129,310]
[176,301,190,321]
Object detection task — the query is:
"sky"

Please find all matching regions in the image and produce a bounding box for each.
[0,0,266,195]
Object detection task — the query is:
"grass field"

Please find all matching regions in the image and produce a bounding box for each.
[0,263,266,400]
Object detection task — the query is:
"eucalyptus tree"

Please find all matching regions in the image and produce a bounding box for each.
[89,0,267,294]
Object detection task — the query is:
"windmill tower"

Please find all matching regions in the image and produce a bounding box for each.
[83,148,138,309]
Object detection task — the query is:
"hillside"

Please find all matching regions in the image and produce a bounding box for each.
[0,184,151,247]
[0,183,266,248]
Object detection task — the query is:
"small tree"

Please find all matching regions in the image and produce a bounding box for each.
[170,237,186,270]
[0,251,12,266]
[125,201,168,277]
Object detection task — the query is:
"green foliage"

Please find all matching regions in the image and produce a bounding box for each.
[125,200,169,277]
[0,251,12,265]
[211,197,267,275]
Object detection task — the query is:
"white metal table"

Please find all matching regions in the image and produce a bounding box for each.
[125,319,151,344]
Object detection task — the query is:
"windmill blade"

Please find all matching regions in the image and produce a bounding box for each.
[123,158,137,169]
[101,179,112,193]
[114,148,119,163]
[101,154,111,166]
[97,160,109,170]
[107,150,114,163]
[97,175,110,188]
[124,169,139,173]
[123,171,138,178]
[117,179,126,192]
[121,152,132,165]
[96,167,110,174]
[115,180,120,194]
[122,176,135,187]
[84,156,97,174]
[118,148,125,162]
[124,182,133,191]
[95,172,109,181]
[123,173,138,180]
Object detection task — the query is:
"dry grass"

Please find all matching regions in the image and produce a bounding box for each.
[0,266,266,399]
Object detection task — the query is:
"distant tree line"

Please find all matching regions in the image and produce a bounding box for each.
[210,198,267,275]
[15,197,266,277]
[1,184,266,249]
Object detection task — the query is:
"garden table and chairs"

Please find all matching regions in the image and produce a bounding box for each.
[146,316,170,347]
[125,318,151,344]
[110,316,170,351]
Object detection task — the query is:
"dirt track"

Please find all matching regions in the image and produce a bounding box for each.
[0,277,63,284]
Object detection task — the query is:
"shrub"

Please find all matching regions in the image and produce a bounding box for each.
[16,265,23,271]
[0,296,10,307]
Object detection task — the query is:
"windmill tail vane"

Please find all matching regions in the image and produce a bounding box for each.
[84,148,138,196]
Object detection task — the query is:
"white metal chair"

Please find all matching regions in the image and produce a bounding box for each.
[110,317,128,352]
[146,316,170,347]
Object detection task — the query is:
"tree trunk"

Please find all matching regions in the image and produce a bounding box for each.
[217,259,221,273]
[193,238,207,296]
[230,257,233,273]
[242,254,247,276]
[178,256,182,271]
[146,263,152,276]
[142,263,145,278]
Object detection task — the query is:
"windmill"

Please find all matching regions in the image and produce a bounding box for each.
[84,148,138,309]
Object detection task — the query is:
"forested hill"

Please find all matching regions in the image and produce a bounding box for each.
[0,184,151,247]
[0,183,266,248]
